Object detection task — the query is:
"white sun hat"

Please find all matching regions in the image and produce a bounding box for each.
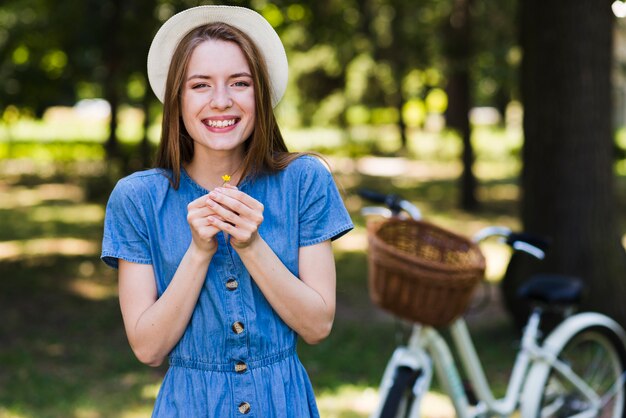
[147,5,288,107]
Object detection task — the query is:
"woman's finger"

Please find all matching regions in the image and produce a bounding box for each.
[187,206,213,219]
[207,215,255,243]
[207,189,263,225]
[187,193,211,210]
[214,186,264,213]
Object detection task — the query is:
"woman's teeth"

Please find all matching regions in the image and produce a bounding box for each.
[206,119,236,128]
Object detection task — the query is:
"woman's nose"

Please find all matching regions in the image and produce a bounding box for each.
[210,86,233,110]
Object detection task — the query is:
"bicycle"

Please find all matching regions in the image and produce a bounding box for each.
[359,189,626,418]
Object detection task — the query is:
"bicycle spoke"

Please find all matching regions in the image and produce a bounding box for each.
[535,330,626,418]
[540,395,565,417]
[599,372,626,409]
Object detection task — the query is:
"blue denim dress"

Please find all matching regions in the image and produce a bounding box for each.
[101,156,353,417]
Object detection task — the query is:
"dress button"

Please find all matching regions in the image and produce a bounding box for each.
[238,401,251,414]
[235,361,247,373]
[232,321,245,334]
[226,278,239,290]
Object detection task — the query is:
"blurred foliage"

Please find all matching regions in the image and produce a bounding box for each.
[0,0,519,130]
[0,153,528,417]
[2,152,621,416]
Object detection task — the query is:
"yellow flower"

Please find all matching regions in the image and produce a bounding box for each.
[221,174,231,185]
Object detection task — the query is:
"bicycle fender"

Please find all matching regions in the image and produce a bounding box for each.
[534,312,626,360]
[370,347,430,418]
[520,312,626,418]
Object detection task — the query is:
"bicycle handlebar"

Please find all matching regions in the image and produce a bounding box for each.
[358,189,404,212]
[359,188,548,259]
[473,227,547,260]
[358,188,422,220]
[506,232,550,252]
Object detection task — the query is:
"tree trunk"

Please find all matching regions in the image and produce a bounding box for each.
[105,94,119,160]
[103,0,123,161]
[395,93,408,152]
[444,0,478,211]
[502,0,626,327]
[141,93,152,168]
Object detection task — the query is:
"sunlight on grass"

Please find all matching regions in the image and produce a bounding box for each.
[103,383,161,418]
[473,126,522,160]
[73,407,101,418]
[284,127,346,150]
[0,238,99,260]
[0,117,106,142]
[357,157,409,177]
[30,204,104,224]
[140,383,160,401]
[0,137,618,417]
[316,384,457,418]
[0,183,84,209]
[408,130,462,161]
[356,156,462,181]
[0,408,30,418]
[420,392,455,418]
[475,160,521,180]
[316,385,378,417]
[119,407,154,418]
[0,106,149,143]
[478,183,519,202]
[67,278,117,301]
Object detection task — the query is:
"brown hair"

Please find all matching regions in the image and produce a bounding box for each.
[154,22,305,188]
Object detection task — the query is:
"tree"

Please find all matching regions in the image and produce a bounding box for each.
[86,0,164,165]
[471,0,519,115]
[0,0,161,165]
[501,0,626,327]
[369,0,440,149]
[442,0,519,211]
[0,0,79,116]
[442,0,478,210]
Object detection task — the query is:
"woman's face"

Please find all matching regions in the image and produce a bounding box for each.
[181,39,255,155]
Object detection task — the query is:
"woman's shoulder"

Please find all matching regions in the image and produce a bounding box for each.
[282,154,332,179]
[263,154,335,197]
[111,168,172,199]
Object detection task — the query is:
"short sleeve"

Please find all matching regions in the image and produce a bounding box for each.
[101,179,152,269]
[298,158,354,247]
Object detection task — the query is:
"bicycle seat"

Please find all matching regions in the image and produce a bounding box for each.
[516,274,584,305]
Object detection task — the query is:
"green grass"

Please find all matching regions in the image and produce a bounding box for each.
[0,143,623,418]
[0,161,485,418]
[0,255,163,417]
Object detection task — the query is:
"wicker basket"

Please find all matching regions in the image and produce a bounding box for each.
[367,218,486,327]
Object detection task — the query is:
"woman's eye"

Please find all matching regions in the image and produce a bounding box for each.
[233,81,250,87]
[192,83,209,89]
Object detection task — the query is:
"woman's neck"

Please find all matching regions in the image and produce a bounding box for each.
[185,151,245,191]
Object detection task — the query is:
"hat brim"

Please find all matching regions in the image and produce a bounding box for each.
[147,5,288,107]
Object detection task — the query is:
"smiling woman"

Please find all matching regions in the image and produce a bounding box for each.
[180,39,256,168]
[101,5,353,418]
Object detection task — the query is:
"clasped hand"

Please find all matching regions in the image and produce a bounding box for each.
[187,184,264,254]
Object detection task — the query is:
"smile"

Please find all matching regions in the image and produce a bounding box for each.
[203,118,238,128]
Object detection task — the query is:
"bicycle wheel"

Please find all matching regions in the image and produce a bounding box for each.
[526,325,626,418]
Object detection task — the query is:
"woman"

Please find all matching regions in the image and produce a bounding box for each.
[101,5,353,417]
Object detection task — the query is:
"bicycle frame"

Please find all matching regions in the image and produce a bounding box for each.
[446,313,541,417]
[361,192,626,418]
[372,309,626,418]
[371,313,539,418]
